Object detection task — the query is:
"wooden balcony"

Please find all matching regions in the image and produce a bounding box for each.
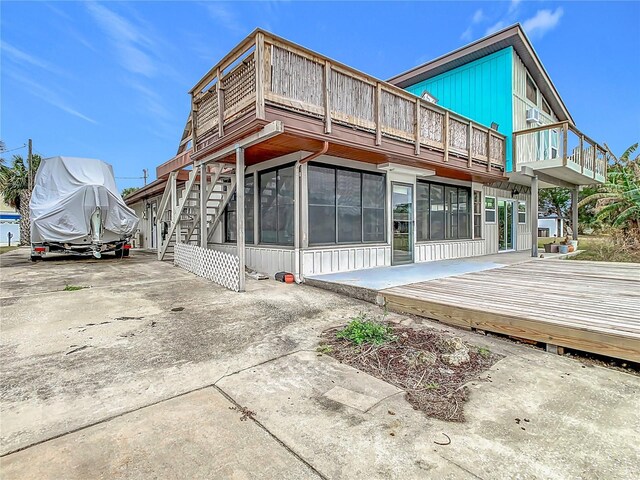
[513,121,607,185]
[158,29,507,181]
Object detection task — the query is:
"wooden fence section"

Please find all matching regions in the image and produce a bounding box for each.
[381,260,640,363]
[513,121,607,181]
[189,30,506,171]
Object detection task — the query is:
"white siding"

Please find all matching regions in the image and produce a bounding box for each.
[210,244,295,277]
[302,245,391,276]
[415,240,486,262]
[483,186,532,254]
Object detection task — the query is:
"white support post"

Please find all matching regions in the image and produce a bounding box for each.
[571,186,579,241]
[531,175,538,257]
[236,147,246,292]
[200,164,208,248]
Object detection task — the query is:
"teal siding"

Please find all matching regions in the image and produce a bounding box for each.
[405,47,514,171]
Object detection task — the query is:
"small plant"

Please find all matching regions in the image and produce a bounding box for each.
[477,346,492,358]
[63,285,87,292]
[425,382,440,390]
[336,313,394,345]
[316,344,333,354]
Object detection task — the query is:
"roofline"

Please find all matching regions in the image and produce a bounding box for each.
[388,24,574,125]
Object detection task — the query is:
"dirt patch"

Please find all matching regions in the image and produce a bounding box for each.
[320,323,502,422]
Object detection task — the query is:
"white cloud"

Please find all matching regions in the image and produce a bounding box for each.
[7,70,97,124]
[522,8,564,38]
[460,27,473,41]
[472,9,485,24]
[85,2,157,77]
[508,0,522,14]
[0,41,67,76]
[485,21,506,36]
[204,2,244,35]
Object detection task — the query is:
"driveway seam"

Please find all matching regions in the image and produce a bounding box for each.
[212,383,329,480]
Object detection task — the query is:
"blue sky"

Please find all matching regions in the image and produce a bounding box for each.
[2,1,639,191]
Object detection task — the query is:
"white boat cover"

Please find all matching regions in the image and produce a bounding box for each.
[30,156,139,243]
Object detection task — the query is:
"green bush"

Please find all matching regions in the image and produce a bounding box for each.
[336,314,394,345]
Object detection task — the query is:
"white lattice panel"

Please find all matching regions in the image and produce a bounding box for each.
[174,242,240,292]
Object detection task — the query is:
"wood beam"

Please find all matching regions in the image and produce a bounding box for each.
[236,147,245,292]
[217,68,225,138]
[324,60,332,134]
[443,111,449,162]
[375,82,382,146]
[255,32,265,120]
[531,174,538,257]
[414,98,420,155]
[571,186,579,241]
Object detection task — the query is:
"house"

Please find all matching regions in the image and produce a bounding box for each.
[538,213,565,238]
[126,25,606,291]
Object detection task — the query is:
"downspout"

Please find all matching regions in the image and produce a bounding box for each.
[294,141,329,283]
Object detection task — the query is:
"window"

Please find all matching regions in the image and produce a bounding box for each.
[526,74,538,104]
[225,175,255,243]
[259,166,294,245]
[416,181,471,241]
[473,191,482,238]
[542,98,551,115]
[308,164,385,245]
[485,196,496,223]
[518,200,527,224]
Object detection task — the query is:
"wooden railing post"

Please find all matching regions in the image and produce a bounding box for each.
[324,60,332,134]
[512,133,517,172]
[486,131,492,172]
[375,83,382,146]
[443,111,450,162]
[414,98,420,155]
[255,32,265,120]
[579,134,584,173]
[467,121,473,167]
[190,94,198,153]
[562,122,568,166]
[217,68,225,137]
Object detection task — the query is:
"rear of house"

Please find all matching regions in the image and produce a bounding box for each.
[126,25,606,291]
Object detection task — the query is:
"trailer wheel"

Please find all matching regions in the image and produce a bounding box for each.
[123,248,130,257]
[31,256,40,262]
[114,248,124,259]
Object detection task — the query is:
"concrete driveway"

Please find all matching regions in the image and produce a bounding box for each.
[1,249,638,479]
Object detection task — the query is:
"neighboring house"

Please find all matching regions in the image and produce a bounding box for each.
[538,214,564,238]
[127,25,606,291]
[0,198,20,246]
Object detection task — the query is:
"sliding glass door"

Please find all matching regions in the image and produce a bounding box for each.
[498,199,515,252]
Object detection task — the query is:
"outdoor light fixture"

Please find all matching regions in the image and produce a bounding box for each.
[491,122,499,131]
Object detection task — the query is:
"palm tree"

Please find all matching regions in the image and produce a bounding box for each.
[579,143,640,243]
[0,154,42,245]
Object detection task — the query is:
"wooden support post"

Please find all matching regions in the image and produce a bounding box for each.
[255,32,265,120]
[217,68,225,137]
[414,98,420,155]
[443,111,450,162]
[199,164,208,248]
[512,133,517,173]
[375,82,382,146]
[324,60,332,134]
[236,147,245,292]
[531,175,538,257]
[571,186,579,241]
[190,95,198,153]
[592,146,597,179]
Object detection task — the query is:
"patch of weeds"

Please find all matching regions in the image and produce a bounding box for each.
[63,285,87,292]
[477,346,492,358]
[425,382,440,390]
[336,313,395,345]
[316,344,333,354]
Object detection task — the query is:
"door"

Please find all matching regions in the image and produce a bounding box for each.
[392,183,413,265]
[498,199,515,252]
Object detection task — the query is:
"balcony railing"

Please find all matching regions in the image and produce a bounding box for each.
[189,30,506,172]
[513,121,607,182]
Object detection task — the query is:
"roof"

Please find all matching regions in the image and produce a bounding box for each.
[388,24,574,125]
[124,170,190,206]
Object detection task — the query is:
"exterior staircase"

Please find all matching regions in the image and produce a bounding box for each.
[156,163,238,261]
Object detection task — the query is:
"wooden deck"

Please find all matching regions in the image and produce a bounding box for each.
[381,260,640,363]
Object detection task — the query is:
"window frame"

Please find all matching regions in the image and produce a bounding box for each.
[416,179,472,242]
[258,163,295,246]
[307,163,386,246]
[224,174,256,244]
[541,97,551,115]
[518,200,527,224]
[526,74,538,105]
[485,196,497,224]
[473,190,482,239]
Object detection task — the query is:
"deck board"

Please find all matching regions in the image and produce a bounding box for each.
[381,260,640,362]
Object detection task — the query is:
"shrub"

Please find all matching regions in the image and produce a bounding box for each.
[336,314,394,345]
